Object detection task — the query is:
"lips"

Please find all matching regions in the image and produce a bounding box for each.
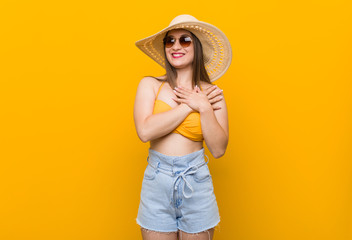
[171,53,185,58]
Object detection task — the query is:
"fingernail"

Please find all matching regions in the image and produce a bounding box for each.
[174,87,178,89]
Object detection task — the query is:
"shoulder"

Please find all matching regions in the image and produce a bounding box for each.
[199,81,214,89]
[138,76,157,86]
[199,81,224,94]
[137,76,166,96]
[138,76,164,88]
[199,81,225,93]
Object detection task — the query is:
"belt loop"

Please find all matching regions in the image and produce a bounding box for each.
[147,155,157,170]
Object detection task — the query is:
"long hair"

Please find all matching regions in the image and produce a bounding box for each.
[162,30,212,89]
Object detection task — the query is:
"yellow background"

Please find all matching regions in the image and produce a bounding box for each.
[1,0,351,239]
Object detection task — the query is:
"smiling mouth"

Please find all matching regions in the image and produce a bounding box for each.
[172,53,184,58]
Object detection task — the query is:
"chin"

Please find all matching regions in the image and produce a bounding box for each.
[167,57,193,69]
[169,60,193,69]
[172,64,188,69]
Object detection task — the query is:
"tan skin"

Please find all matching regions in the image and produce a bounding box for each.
[134,29,229,240]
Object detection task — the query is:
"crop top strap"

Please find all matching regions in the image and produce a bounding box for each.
[155,81,165,99]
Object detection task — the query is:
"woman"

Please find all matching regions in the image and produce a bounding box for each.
[134,14,232,240]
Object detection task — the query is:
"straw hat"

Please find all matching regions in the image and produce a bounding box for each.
[135,14,232,82]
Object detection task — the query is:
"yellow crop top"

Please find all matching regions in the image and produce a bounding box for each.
[153,81,203,142]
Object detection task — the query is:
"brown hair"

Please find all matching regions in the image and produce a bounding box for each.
[146,30,212,89]
[164,30,211,89]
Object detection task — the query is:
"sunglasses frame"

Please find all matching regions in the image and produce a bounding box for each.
[163,35,193,48]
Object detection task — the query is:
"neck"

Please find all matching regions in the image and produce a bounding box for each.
[175,66,193,89]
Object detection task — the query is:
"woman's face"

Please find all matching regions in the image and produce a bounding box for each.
[164,29,194,70]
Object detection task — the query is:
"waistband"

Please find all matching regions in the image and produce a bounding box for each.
[147,148,210,201]
[147,148,207,171]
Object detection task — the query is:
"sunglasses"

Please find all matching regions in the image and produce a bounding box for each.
[163,35,193,48]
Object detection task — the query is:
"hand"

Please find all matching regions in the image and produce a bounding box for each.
[204,85,224,106]
[172,85,216,112]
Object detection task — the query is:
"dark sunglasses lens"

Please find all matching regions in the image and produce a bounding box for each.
[180,36,192,47]
[164,37,175,48]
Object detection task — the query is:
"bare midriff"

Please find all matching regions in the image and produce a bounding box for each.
[150,132,203,156]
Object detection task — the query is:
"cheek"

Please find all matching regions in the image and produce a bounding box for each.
[187,47,195,59]
[165,50,172,61]
[188,51,195,62]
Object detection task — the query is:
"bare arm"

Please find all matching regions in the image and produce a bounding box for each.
[133,77,193,142]
[173,85,229,158]
[199,95,229,158]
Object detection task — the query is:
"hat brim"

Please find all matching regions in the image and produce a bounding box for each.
[135,20,232,82]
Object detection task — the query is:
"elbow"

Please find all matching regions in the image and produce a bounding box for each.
[213,152,225,159]
[139,136,149,143]
[137,129,151,143]
[137,125,160,143]
[211,141,228,159]
[212,149,226,159]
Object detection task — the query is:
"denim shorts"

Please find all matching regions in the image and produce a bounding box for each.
[136,148,220,234]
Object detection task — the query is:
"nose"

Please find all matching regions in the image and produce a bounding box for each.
[171,39,182,51]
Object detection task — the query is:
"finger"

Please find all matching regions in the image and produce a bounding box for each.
[208,89,223,100]
[172,97,186,104]
[206,87,220,98]
[175,86,192,94]
[173,89,188,99]
[205,85,218,95]
[209,95,223,104]
[212,105,222,110]
[174,87,192,98]
[195,85,201,93]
